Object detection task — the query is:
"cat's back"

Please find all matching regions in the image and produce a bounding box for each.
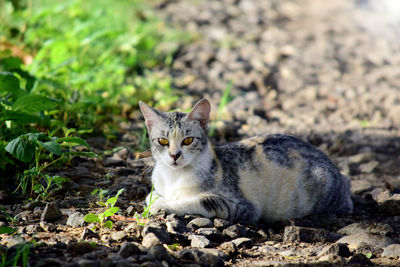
[214,134,353,222]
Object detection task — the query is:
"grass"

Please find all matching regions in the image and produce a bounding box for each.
[0,0,189,198]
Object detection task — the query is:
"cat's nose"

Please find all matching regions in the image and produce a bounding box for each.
[169,151,182,161]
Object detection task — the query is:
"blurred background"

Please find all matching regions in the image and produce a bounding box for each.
[1,0,400,194]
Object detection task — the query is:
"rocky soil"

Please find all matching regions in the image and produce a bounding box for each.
[1,0,400,266]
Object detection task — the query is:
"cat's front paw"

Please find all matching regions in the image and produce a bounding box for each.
[149,197,171,215]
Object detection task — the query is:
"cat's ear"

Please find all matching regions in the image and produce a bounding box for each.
[187,99,211,130]
[139,101,163,131]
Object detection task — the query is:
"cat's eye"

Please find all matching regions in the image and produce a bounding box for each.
[182,137,194,146]
[158,138,169,146]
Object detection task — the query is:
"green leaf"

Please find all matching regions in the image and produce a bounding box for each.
[57,137,90,148]
[0,72,20,94]
[5,135,36,162]
[104,207,119,217]
[38,140,62,155]
[0,226,17,234]
[0,57,23,70]
[103,220,113,230]
[83,213,101,223]
[365,252,373,259]
[2,110,41,123]
[106,196,118,207]
[13,94,57,113]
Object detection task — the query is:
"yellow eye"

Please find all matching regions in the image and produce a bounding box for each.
[182,137,194,145]
[158,138,169,146]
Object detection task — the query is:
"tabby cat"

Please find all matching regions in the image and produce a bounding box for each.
[139,99,353,223]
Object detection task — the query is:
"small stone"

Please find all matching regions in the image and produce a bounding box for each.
[118,242,142,258]
[219,241,237,256]
[66,212,85,228]
[231,237,252,249]
[347,253,373,265]
[148,245,173,262]
[190,235,211,248]
[80,228,99,240]
[382,244,400,258]
[66,242,95,256]
[166,217,189,234]
[77,259,101,267]
[196,228,221,241]
[214,218,232,230]
[199,248,226,259]
[187,218,213,230]
[198,252,225,267]
[7,236,25,247]
[142,221,170,243]
[222,225,246,239]
[142,233,162,248]
[111,231,127,242]
[126,222,143,239]
[25,224,44,234]
[356,242,383,257]
[336,231,395,250]
[40,202,63,222]
[283,226,341,243]
[175,249,196,261]
[337,222,393,236]
[318,243,351,258]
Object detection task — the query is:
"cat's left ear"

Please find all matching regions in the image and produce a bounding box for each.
[187,99,211,130]
[139,101,163,132]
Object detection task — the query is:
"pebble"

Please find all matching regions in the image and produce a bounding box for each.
[231,237,253,249]
[347,253,373,265]
[283,226,341,243]
[222,224,246,239]
[337,222,393,236]
[196,227,222,242]
[318,243,351,258]
[148,245,173,262]
[187,218,213,230]
[336,231,395,250]
[382,244,400,258]
[66,212,85,228]
[40,202,63,222]
[110,231,127,242]
[189,235,211,248]
[142,233,162,248]
[118,242,142,258]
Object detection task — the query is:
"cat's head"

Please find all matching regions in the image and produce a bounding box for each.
[139,99,211,169]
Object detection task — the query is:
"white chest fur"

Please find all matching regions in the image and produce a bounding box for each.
[151,146,212,200]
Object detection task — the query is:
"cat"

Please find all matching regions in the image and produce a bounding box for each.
[139,99,353,223]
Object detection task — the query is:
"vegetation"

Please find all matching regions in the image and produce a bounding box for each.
[134,185,158,226]
[84,188,124,233]
[0,0,188,199]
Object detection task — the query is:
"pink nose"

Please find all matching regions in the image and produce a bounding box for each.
[169,151,182,161]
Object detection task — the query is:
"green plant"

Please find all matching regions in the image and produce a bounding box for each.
[134,185,158,226]
[84,188,124,233]
[208,81,234,136]
[33,174,69,201]
[0,242,31,267]
[90,189,109,206]
[5,132,94,196]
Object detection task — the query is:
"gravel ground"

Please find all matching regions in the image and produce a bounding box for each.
[1,0,400,266]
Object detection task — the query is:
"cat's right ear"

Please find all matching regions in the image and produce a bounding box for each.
[187,98,211,130]
[139,101,162,132]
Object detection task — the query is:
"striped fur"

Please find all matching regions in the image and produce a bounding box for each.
[139,99,353,223]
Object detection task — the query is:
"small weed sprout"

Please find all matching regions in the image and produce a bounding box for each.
[84,189,124,234]
[208,81,234,136]
[134,185,158,226]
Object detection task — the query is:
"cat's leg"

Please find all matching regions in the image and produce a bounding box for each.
[149,193,259,222]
